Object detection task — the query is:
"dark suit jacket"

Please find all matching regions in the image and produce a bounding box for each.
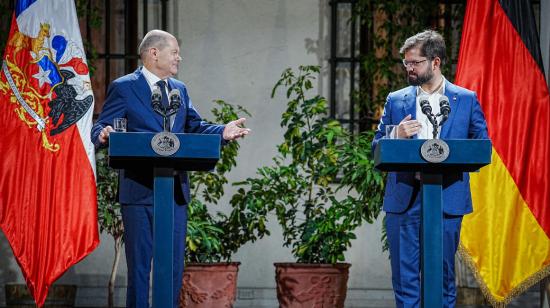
[91,67,225,205]
[372,80,489,215]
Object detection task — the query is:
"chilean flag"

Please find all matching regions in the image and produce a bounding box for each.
[455,0,550,304]
[0,0,99,306]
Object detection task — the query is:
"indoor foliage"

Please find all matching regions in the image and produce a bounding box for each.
[96,148,124,308]
[185,100,272,263]
[353,0,466,121]
[230,66,385,264]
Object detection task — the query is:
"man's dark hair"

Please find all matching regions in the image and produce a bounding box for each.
[400,30,446,65]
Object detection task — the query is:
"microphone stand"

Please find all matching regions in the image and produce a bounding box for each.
[163,114,171,133]
[428,115,439,139]
[422,99,451,139]
[152,102,180,133]
[420,99,439,139]
[152,107,172,133]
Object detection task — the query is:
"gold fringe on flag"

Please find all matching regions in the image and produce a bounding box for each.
[458,244,550,307]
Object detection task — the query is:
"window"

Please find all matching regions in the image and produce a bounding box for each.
[84,0,171,115]
[329,0,362,133]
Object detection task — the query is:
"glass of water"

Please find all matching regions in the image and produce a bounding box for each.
[385,125,399,139]
[113,118,127,132]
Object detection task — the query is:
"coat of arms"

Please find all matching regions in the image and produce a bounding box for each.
[1,22,93,152]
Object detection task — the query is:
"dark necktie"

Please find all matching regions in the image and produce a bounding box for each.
[156,80,169,107]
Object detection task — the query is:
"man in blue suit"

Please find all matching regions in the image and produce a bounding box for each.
[91,30,250,308]
[372,30,488,307]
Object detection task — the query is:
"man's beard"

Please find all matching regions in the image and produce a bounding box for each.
[407,68,434,86]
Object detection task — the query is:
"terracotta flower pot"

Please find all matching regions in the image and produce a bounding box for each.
[274,263,351,308]
[179,262,240,308]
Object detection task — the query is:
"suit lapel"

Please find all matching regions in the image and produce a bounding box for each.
[440,80,459,138]
[129,68,164,128]
[401,86,418,139]
[401,86,417,120]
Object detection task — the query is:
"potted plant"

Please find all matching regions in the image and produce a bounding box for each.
[230,66,385,308]
[96,147,124,308]
[180,100,270,308]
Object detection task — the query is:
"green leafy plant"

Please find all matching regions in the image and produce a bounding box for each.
[95,148,124,308]
[185,100,270,263]
[230,66,385,264]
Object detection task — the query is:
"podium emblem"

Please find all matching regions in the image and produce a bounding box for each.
[420,139,450,163]
[151,132,180,156]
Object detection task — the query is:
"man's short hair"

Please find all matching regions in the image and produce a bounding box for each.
[138,30,172,59]
[400,30,446,65]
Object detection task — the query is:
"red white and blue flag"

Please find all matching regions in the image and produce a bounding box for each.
[0,0,99,306]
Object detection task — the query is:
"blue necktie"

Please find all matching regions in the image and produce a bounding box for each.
[156,80,169,107]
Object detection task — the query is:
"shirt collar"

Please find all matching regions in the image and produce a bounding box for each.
[417,76,446,96]
[141,66,166,88]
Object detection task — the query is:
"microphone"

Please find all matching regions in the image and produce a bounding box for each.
[438,95,451,126]
[419,96,437,127]
[168,89,181,111]
[419,95,440,139]
[151,85,163,115]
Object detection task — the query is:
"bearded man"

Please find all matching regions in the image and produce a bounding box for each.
[371,30,489,307]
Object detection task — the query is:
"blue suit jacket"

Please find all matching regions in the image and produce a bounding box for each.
[91,67,225,205]
[372,80,489,215]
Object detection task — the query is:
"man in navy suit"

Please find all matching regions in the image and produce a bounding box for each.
[372,30,488,307]
[91,29,250,308]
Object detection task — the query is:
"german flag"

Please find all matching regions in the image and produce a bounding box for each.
[455,0,550,305]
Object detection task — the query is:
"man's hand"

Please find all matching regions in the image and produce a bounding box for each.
[397,114,422,138]
[98,126,114,144]
[223,118,251,141]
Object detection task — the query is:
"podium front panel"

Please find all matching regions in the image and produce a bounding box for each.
[108,132,221,171]
[374,139,491,173]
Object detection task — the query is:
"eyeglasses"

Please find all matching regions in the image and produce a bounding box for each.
[402,59,428,68]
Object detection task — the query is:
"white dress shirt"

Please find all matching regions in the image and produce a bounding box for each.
[141,66,165,92]
[416,77,446,139]
[141,66,175,129]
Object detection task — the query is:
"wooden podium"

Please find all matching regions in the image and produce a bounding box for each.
[109,132,220,308]
[374,139,491,307]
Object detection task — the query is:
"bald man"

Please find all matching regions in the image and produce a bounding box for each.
[91,30,249,308]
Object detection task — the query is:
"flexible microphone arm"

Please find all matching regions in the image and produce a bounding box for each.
[420,97,439,138]
[150,85,172,132]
